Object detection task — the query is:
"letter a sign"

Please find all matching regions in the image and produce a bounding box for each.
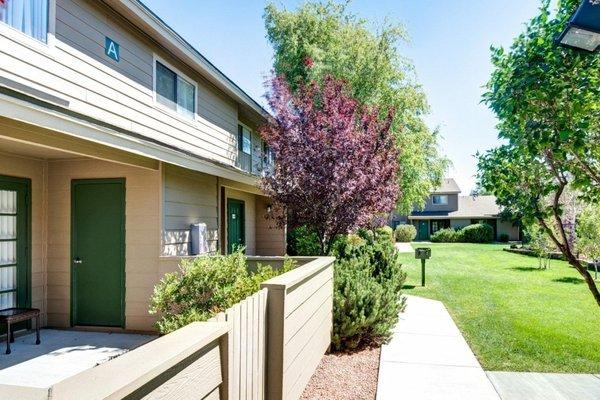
[105,37,120,62]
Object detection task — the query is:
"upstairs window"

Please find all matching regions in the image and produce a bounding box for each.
[0,0,48,42]
[432,195,448,205]
[155,61,196,119]
[238,124,252,172]
[263,142,274,172]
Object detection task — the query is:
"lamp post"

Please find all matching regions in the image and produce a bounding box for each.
[557,0,600,52]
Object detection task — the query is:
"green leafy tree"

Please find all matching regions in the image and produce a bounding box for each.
[478,0,600,306]
[577,205,600,262]
[264,1,449,214]
[525,224,554,269]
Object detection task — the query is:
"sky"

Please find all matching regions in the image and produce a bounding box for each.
[142,0,544,194]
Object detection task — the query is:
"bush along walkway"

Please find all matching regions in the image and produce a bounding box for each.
[377,295,500,400]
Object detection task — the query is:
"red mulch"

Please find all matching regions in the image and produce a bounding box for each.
[301,346,381,400]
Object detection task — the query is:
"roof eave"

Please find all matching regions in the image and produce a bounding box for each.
[102,0,271,122]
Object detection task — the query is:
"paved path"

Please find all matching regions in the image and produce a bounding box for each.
[487,371,600,400]
[394,242,414,253]
[377,295,500,399]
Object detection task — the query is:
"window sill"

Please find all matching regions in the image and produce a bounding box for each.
[0,24,56,59]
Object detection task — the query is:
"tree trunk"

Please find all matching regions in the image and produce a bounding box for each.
[565,252,600,308]
[539,216,600,308]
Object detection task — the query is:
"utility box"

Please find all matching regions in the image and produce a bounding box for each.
[190,223,209,256]
[415,247,431,260]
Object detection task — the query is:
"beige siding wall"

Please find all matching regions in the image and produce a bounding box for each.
[0,153,47,325]
[255,196,286,256]
[498,220,520,241]
[224,188,256,256]
[46,159,161,331]
[162,164,219,256]
[1,0,243,168]
[422,194,459,212]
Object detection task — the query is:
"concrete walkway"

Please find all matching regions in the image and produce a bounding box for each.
[487,371,600,400]
[377,295,500,400]
[395,242,414,253]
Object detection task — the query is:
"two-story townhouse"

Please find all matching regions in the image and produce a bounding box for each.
[390,178,521,241]
[0,0,285,332]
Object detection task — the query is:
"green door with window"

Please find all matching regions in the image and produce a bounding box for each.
[227,199,245,253]
[0,176,30,313]
[417,220,429,241]
[71,179,125,327]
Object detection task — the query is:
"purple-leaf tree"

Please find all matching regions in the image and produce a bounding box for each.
[260,75,400,255]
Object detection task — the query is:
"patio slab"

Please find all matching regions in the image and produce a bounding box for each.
[487,371,600,400]
[377,295,500,399]
[0,329,155,388]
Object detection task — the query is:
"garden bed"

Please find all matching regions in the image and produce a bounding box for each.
[503,247,597,271]
[301,346,381,400]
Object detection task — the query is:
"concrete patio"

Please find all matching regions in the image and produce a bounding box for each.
[0,329,155,389]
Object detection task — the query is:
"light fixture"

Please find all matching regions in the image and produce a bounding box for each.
[266,204,273,213]
[557,0,600,52]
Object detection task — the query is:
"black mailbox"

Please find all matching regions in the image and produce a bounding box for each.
[415,247,431,260]
[414,247,431,286]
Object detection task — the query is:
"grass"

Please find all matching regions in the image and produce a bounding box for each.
[398,243,600,373]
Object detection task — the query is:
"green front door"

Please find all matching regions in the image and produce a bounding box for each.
[227,199,245,254]
[0,176,30,312]
[417,220,429,241]
[72,179,125,327]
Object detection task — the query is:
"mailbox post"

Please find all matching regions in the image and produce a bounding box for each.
[415,247,431,286]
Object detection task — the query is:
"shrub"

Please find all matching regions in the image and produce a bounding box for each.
[499,233,510,243]
[395,224,416,242]
[431,228,460,243]
[330,230,406,351]
[287,225,321,256]
[461,223,494,243]
[375,226,395,244]
[149,250,295,334]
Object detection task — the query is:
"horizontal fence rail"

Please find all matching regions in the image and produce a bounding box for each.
[0,257,334,400]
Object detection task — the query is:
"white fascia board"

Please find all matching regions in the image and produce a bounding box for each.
[0,93,260,186]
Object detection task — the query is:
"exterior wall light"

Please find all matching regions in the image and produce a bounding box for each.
[557,0,600,52]
[266,204,273,213]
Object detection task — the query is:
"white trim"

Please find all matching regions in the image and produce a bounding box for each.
[0,93,259,187]
[152,53,198,122]
[238,122,253,155]
[0,0,56,56]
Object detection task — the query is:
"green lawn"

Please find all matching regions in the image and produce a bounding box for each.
[399,243,600,373]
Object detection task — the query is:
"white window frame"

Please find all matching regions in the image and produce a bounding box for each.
[152,54,198,121]
[0,0,57,54]
[432,195,448,205]
[238,122,253,156]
